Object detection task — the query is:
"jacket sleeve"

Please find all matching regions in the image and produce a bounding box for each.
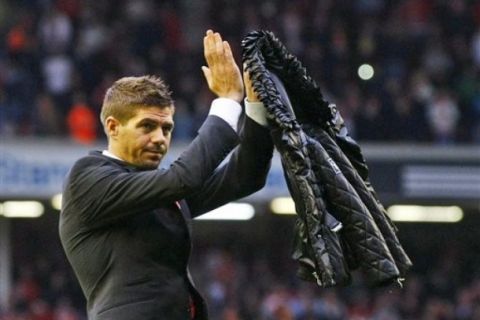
[186,115,274,217]
[64,116,239,227]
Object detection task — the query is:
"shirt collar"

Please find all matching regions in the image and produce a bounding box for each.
[102,150,124,161]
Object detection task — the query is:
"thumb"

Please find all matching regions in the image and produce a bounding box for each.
[201,66,212,86]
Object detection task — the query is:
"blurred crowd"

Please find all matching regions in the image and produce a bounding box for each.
[189,246,480,320]
[1,0,480,144]
[2,240,480,320]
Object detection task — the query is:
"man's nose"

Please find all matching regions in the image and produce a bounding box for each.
[151,129,166,144]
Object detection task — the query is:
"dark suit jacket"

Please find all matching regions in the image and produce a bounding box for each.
[59,115,273,320]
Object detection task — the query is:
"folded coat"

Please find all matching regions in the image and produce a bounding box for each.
[242,30,412,287]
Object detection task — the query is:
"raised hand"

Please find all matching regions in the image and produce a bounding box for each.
[202,30,244,102]
[243,68,260,102]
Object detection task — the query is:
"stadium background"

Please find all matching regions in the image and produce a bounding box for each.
[1,0,479,319]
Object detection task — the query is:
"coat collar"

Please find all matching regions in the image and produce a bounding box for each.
[89,150,144,171]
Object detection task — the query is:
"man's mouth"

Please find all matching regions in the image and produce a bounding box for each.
[144,149,164,159]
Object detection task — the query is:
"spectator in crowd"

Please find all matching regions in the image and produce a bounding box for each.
[66,93,97,144]
[0,0,478,143]
[426,91,460,144]
[33,94,62,136]
[38,7,73,55]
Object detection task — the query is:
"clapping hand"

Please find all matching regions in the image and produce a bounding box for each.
[202,30,244,103]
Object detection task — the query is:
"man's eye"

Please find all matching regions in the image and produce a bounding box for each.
[143,123,155,130]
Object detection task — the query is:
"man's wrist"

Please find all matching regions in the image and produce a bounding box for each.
[220,93,244,103]
[209,98,243,132]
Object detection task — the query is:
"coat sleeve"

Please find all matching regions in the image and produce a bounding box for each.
[186,115,274,217]
[63,116,239,227]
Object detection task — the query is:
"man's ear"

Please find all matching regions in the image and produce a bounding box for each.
[105,116,121,140]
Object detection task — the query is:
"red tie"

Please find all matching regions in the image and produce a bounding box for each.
[189,296,196,319]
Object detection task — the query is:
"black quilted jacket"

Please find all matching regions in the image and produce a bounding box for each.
[242,31,412,287]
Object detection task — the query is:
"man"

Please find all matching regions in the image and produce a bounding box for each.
[59,30,272,319]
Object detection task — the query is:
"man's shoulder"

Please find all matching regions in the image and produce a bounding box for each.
[71,151,110,173]
[67,151,127,184]
[63,151,122,197]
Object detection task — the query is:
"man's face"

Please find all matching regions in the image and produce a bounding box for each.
[112,106,174,170]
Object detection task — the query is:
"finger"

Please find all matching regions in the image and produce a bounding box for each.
[243,70,251,90]
[243,69,250,83]
[209,32,226,76]
[203,31,215,67]
[230,42,243,73]
[243,70,258,101]
[223,41,234,62]
[243,63,253,82]
[213,32,224,64]
[224,41,241,77]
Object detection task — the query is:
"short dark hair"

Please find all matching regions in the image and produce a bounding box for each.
[100,75,173,126]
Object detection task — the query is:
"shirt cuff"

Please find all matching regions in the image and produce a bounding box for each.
[209,98,243,132]
[245,99,268,127]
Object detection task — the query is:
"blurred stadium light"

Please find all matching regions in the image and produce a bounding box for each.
[271,198,466,223]
[51,193,62,211]
[270,197,296,215]
[358,63,374,80]
[0,201,44,218]
[387,205,464,223]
